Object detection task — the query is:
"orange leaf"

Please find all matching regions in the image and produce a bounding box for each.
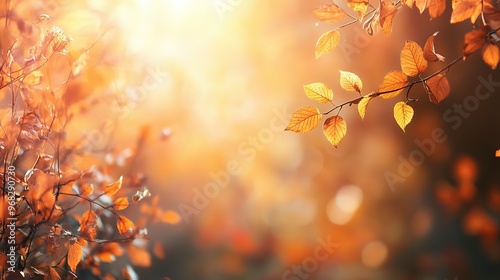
[379,0,399,36]
[427,0,446,18]
[117,215,136,237]
[113,197,130,210]
[450,0,482,23]
[426,74,451,104]
[313,4,346,23]
[67,240,83,272]
[484,2,500,21]
[153,242,166,260]
[394,101,414,132]
[80,184,94,197]
[347,0,369,19]
[463,29,486,57]
[400,40,428,76]
[162,210,181,224]
[415,0,427,13]
[339,70,363,93]
[285,106,323,133]
[423,32,445,62]
[378,71,409,99]
[45,267,61,280]
[315,30,341,59]
[403,0,415,8]
[127,245,151,267]
[104,176,123,196]
[495,149,500,157]
[304,82,333,103]
[358,96,373,120]
[482,44,500,70]
[323,116,347,148]
[79,210,98,240]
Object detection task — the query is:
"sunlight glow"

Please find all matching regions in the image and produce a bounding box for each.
[327,185,363,225]
[361,240,388,268]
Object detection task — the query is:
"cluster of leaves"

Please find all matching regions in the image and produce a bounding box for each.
[288,0,500,147]
[0,6,176,280]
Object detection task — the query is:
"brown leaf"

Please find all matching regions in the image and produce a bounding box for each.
[450,0,482,23]
[117,215,136,237]
[67,240,83,272]
[379,0,399,36]
[394,102,414,132]
[358,96,373,120]
[426,74,451,104]
[379,71,409,99]
[401,40,428,76]
[104,176,123,196]
[427,0,446,18]
[315,30,341,59]
[113,197,130,210]
[482,44,500,69]
[423,32,446,62]
[323,116,347,148]
[347,0,369,19]
[285,106,323,133]
[463,29,486,57]
[339,70,363,93]
[313,4,346,23]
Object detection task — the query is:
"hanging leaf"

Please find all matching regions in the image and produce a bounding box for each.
[482,44,500,70]
[427,0,446,18]
[316,30,341,59]
[423,32,445,62]
[347,0,369,19]
[379,0,399,36]
[323,115,347,148]
[304,82,333,103]
[358,96,373,120]
[80,184,94,197]
[104,176,123,196]
[426,74,451,104]
[285,106,323,133]
[400,40,428,76]
[394,102,414,132]
[313,4,346,23]
[415,0,427,13]
[67,240,83,272]
[339,70,363,93]
[463,29,486,57]
[79,210,98,240]
[450,0,482,23]
[379,71,409,99]
[117,215,136,237]
[403,0,416,8]
[113,197,130,210]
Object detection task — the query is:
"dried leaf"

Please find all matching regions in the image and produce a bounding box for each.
[104,176,123,196]
[113,197,130,210]
[323,115,347,148]
[339,70,363,93]
[315,30,341,59]
[423,32,445,62]
[117,215,136,237]
[68,240,83,272]
[450,0,482,23]
[304,82,333,103]
[400,40,428,76]
[463,29,486,57]
[379,71,409,99]
[379,0,399,36]
[394,101,414,132]
[285,106,323,133]
[313,4,346,22]
[427,0,446,18]
[358,96,373,120]
[482,44,500,70]
[426,74,451,104]
[347,0,369,19]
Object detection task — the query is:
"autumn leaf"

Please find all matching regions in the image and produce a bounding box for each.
[79,210,98,240]
[427,0,446,18]
[67,240,83,272]
[463,29,486,57]
[23,70,43,86]
[316,30,341,59]
[162,210,181,224]
[416,0,427,13]
[117,215,136,237]
[45,267,61,280]
[378,71,409,99]
[403,0,415,8]
[450,0,482,23]
[285,106,323,133]
[339,70,363,93]
[482,44,500,70]
[153,242,166,260]
[394,101,414,132]
[401,40,428,76]
[379,0,399,36]
[304,82,333,103]
[113,197,129,210]
[80,184,94,197]
[347,0,369,19]
[358,96,373,120]
[104,176,123,195]
[423,32,445,62]
[484,2,500,21]
[127,245,151,267]
[496,149,500,157]
[426,74,451,104]
[323,115,347,147]
[313,4,346,23]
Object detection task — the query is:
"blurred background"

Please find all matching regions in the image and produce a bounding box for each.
[6,0,500,279]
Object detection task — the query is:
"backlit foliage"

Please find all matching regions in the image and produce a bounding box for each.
[287,0,500,148]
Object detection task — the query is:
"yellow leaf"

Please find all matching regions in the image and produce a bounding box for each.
[113,197,130,210]
[394,102,414,132]
[313,4,346,22]
[426,74,450,104]
[117,215,136,237]
[304,82,333,103]
[347,0,369,19]
[285,106,323,133]
[358,96,373,120]
[450,0,482,24]
[104,176,123,196]
[67,240,83,272]
[427,0,446,18]
[23,70,43,86]
[339,70,363,93]
[482,44,500,70]
[400,40,428,77]
[379,71,409,99]
[323,115,347,148]
[379,0,399,36]
[463,29,486,57]
[423,32,445,62]
[316,30,341,59]
[403,0,415,8]
[416,0,427,13]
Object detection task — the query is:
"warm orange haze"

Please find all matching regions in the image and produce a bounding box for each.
[1,0,500,279]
